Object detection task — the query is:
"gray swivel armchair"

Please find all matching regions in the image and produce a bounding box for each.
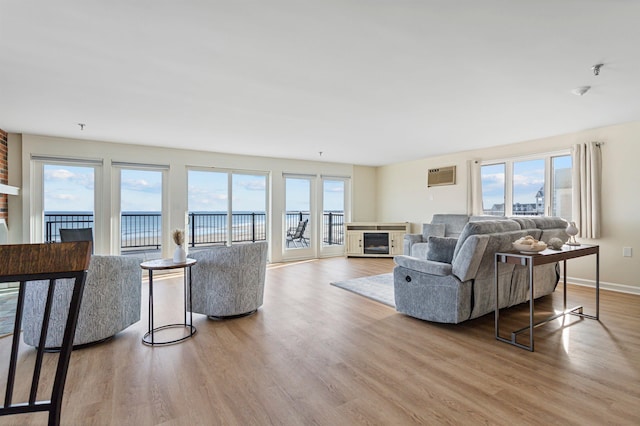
[22,255,143,349]
[189,241,268,318]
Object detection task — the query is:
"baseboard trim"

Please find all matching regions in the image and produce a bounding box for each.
[567,276,640,295]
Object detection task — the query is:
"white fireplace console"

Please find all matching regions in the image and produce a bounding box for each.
[345,222,409,257]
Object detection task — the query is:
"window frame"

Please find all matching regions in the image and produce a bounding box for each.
[480,149,571,217]
[30,156,103,246]
[186,167,270,247]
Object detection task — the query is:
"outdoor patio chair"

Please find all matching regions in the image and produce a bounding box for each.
[0,241,91,426]
[286,219,308,248]
[60,228,94,253]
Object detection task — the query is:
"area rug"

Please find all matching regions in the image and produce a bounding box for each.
[330,273,395,307]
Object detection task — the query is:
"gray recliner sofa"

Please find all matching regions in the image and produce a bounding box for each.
[404,214,507,257]
[22,255,143,349]
[394,217,568,324]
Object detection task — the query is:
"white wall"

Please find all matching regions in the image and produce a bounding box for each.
[10,134,376,263]
[377,121,640,293]
[9,123,639,292]
[352,165,378,222]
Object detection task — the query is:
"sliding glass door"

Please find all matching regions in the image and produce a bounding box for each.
[117,167,164,259]
[188,169,268,250]
[284,176,314,257]
[320,177,348,257]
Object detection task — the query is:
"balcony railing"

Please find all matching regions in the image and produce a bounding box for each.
[285,211,344,246]
[44,210,344,249]
[189,212,267,246]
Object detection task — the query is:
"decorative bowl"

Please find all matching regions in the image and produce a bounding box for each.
[512,242,547,253]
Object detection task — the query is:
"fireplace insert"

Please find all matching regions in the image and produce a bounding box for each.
[363,232,389,255]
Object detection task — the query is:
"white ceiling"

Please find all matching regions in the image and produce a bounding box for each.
[1,1,639,166]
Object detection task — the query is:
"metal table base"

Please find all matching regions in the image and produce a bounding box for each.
[495,244,599,351]
[140,258,197,346]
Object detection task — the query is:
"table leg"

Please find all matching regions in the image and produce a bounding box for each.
[188,265,194,336]
[148,270,154,345]
[563,259,567,311]
[495,254,500,341]
[183,267,187,325]
[528,259,534,351]
[596,250,600,320]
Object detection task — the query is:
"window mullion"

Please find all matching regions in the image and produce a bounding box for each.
[505,161,514,216]
[544,156,552,216]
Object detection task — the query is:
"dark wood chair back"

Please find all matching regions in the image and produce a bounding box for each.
[0,241,91,426]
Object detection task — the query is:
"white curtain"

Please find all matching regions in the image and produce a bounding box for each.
[571,142,602,238]
[467,159,483,215]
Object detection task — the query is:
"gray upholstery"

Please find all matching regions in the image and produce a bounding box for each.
[404,214,507,257]
[22,255,142,348]
[421,223,445,241]
[394,217,568,323]
[426,236,457,263]
[431,214,470,238]
[190,241,268,318]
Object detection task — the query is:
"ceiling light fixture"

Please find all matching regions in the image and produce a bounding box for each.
[591,63,603,76]
[571,86,591,96]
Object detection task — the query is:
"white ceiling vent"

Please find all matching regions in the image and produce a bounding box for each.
[427,166,456,187]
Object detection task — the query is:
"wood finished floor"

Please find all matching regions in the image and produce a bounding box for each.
[1,256,639,425]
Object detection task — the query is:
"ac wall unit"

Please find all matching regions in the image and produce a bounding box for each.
[427,166,456,187]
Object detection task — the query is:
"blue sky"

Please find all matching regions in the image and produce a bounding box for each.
[44,165,95,211]
[481,155,572,209]
[189,171,267,212]
[44,165,344,212]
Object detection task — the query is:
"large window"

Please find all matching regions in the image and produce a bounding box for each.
[43,164,95,242]
[31,157,102,247]
[322,179,346,248]
[551,156,573,220]
[480,163,505,216]
[284,176,312,251]
[119,168,163,258]
[188,169,267,248]
[481,153,572,218]
[512,159,545,216]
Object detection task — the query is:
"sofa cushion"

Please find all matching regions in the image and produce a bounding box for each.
[470,215,507,222]
[509,217,537,229]
[426,236,458,263]
[432,214,470,237]
[531,217,568,229]
[422,223,445,241]
[452,220,521,260]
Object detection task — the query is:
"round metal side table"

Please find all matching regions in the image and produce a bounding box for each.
[140,258,197,346]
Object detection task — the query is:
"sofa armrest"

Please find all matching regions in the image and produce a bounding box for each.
[403,233,424,256]
[393,255,452,276]
[404,233,423,243]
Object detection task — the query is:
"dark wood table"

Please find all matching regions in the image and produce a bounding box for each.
[495,244,599,351]
[140,258,197,346]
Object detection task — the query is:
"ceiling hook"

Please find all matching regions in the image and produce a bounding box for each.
[591,64,603,76]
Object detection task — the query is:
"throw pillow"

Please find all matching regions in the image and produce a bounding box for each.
[422,223,445,241]
[426,236,458,264]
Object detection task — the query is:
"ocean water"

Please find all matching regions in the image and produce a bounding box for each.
[44,210,343,246]
[44,211,267,239]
